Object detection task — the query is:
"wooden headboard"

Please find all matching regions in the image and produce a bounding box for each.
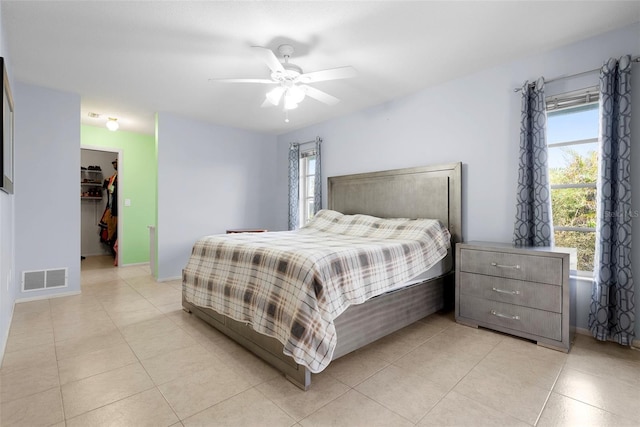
[327,162,462,246]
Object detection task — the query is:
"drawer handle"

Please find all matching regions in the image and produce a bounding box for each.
[491,262,521,270]
[492,287,520,296]
[490,309,520,320]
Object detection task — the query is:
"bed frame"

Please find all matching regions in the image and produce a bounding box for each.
[182,162,462,390]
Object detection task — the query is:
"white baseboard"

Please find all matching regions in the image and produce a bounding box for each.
[119,262,150,267]
[575,326,590,336]
[575,326,640,350]
[81,252,112,257]
[156,275,181,283]
[0,302,15,368]
[15,290,81,304]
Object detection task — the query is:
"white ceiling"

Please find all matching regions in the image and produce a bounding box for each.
[3,1,639,135]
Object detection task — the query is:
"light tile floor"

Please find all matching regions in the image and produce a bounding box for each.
[1,255,639,426]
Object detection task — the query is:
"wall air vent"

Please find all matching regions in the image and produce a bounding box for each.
[22,268,68,292]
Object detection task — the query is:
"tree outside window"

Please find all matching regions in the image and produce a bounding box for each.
[547,102,599,273]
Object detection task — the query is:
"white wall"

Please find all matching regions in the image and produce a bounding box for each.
[14,83,81,299]
[0,1,16,360]
[156,113,278,280]
[275,23,640,338]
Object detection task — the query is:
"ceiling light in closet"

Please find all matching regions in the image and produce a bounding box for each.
[106,117,119,131]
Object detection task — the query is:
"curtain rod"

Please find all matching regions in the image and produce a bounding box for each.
[513,56,639,92]
[290,137,322,147]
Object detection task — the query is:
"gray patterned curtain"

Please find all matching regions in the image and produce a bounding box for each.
[288,143,300,230]
[589,55,634,346]
[513,77,554,247]
[313,137,322,214]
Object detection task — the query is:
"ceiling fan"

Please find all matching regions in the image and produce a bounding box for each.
[210,44,357,112]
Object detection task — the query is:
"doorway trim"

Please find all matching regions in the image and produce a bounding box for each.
[81,145,123,267]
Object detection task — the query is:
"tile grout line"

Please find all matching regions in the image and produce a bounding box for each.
[390,326,463,426]
[532,348,569,427]
[101,272,184,423]
[547,363,640,424]
[50,298,69,425]
[413,331,509,426]
[119,270,216,424]
[59,268,159,422]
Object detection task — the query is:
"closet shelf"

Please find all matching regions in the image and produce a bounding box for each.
[81,196,103,200]
[81,182,102,185]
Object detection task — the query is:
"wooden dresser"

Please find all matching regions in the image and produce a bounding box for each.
[455,241,574,352]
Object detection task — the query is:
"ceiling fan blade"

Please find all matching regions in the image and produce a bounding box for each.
[251,46,285,73]
[301,85,340,106]
[299,66,357,83]
[208,78,275,84]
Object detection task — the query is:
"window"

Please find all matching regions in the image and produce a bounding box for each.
[299,149,316,226]
[547,89,599,274]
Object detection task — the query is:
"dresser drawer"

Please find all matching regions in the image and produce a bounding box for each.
[459,294,562,341]
[458,272,562,313]
[459,249,563,285]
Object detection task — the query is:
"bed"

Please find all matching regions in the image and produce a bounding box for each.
[182,162,462,390]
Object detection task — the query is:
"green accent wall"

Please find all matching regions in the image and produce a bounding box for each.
[81,125,156,265]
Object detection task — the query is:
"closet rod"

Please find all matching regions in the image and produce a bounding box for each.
[513,56,639,92]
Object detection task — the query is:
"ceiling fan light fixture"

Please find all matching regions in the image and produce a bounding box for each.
[282,86,305,110]
[266,86,285,106]
[286,86,305,104]
[284,100,299,110]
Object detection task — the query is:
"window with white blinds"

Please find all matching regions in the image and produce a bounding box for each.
[546,86,599,111]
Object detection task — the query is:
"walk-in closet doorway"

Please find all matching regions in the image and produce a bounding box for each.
[80,147,123,266]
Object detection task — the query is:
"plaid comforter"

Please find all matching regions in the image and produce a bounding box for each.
[183,209,450,373]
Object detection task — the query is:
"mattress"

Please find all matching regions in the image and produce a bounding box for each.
[388,249,452,292]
